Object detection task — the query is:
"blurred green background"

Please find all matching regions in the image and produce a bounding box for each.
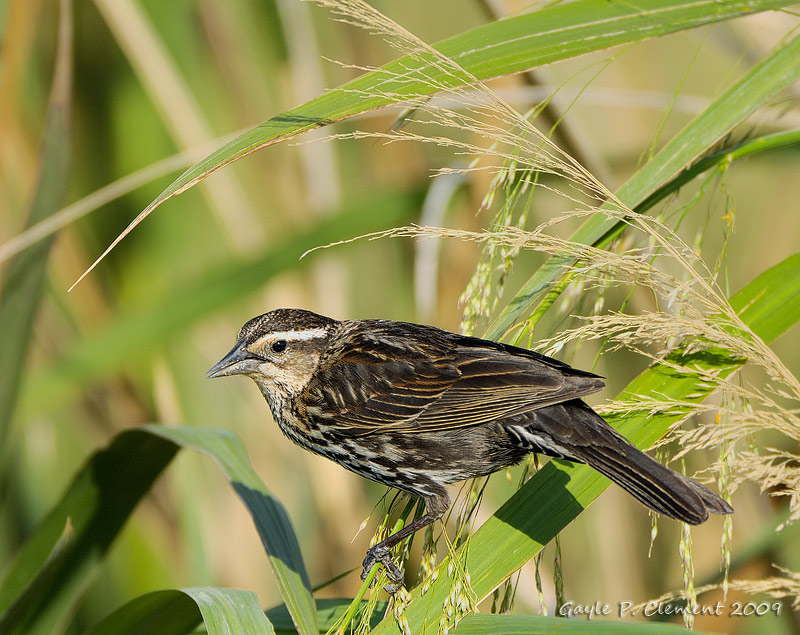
[2,1,799,633]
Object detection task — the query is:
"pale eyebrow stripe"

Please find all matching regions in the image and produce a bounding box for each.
[252,328,328,347]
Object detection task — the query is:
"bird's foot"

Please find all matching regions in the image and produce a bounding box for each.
[362,545,403,594]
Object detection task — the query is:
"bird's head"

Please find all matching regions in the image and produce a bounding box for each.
[207,308,337,400]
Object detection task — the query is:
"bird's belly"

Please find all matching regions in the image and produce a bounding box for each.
[300,424,529,496]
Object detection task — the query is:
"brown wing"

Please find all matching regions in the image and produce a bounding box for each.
[304,320,605,436]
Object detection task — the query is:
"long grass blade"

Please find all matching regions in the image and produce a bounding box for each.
[144,426,318,635]
[451,613,690,634]
[0,426,317,635]
[0,431,179,635]
[83,587,275,635]
[70,0,794,288]
[0,521,73,634]
[22,188,421,412]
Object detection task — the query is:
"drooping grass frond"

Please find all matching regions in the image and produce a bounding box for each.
[728,449,800,529]
[308,0,621,207]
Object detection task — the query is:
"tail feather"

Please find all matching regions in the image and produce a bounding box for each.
[579,442,722,524]
[517,400,733,525]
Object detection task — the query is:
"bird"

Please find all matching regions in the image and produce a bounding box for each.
[207,308,732,590]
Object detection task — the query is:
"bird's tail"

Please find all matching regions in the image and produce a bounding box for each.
[517,400,732,524]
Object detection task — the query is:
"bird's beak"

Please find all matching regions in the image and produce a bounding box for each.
[206,341,260,379]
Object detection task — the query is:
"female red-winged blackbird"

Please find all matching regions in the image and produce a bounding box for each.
[208,308,732,589]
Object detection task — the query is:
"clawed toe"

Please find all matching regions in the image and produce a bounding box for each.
[360,553,376,582]
[362,545,404,593]
[382,581,402,594]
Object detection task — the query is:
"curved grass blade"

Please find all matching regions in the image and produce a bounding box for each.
[487,34,800,340]
[0,431,179,635]
[143,426,317,635]
[83,587,274,635]
[263,599,689,634]
[0,426,316,635]
[452,613,690,634]
[373,254,800,634]
[0,521,73,635]
[634,129,800,217]
[23,188,421,413]
[184,588,275,635]
[266,598,389,634]
[70,0,794,288]
[726,252,800,345]
[82,590,200,635]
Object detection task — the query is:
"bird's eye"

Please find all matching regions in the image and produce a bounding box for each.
[271,339,287,353]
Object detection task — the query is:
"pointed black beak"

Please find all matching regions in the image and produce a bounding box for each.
[207,341,259,379]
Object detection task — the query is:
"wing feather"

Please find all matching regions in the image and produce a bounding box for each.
[305,320,605,435]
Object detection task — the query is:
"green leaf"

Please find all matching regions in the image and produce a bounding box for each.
[487,34,800,339]
[266,600,690,634]
[266,598,389,634]
[82,590,201,635]
[0,426,317,635]
[0,0,71,457]
[152,0,793,209]
[83,587,275,635]
[74,0,793,285]
[263,599,690,634]
[0,521,74,635]
[728,252,800,344]
[184,588,275,635]
[143,426,317,635]
[635,129,800,216]
[373,251,800,634]
[0,431,179,635]
[452,613,690,634]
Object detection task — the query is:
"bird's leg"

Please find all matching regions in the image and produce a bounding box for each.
[361,492,449,593]
[361,511,436,592]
